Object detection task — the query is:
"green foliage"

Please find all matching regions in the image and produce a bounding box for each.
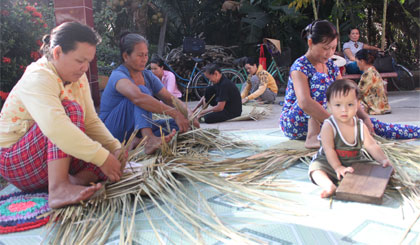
[0,0,51,95]
[90,0,419,72]
[93,0,121,75]
[240,1,270,44]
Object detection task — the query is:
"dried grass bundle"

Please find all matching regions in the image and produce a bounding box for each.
[45,129,311,244]
[43,131,420,244]
[375,137,420,210]
[228,105,271,121]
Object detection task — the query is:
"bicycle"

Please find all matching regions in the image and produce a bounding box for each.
[159,56,245,100]
[381,43,415,91]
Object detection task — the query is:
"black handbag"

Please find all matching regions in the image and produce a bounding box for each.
[183,37,205,55]
[373,55,394,73]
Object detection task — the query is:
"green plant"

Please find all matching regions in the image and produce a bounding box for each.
[0,0,49,99]
[93,0,122,76]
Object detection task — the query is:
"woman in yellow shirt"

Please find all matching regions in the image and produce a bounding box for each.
[0,22,124,208]
[241,57,278,104]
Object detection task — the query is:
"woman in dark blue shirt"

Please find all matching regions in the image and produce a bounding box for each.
[100,32,198,154]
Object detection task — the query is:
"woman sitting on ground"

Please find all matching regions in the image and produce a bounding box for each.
[193,64,242,123]
[343,27,381,74]
[355,49,391,115]
[99,32,199,154]
[150,55,182,99]
[0,22,124,208]
[241,57,278,104]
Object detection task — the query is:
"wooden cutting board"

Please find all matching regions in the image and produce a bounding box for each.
[335,163,393,204]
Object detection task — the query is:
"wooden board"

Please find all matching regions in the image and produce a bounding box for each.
[335,163,393,205]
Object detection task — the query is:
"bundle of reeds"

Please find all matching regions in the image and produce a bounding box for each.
[228,105,272,121]
[44,131,420,244]
[377,137,420,210]
[45,129,314,244]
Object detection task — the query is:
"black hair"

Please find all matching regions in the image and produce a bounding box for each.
[244,57,258,66]
[41,21,101,60]
[355,49,377,65]
[348,27,360,35]
[326,79,361,102]
[150,55,165,67]
[203,63,221,75]
[301,20,338,44]
[119,32,148,62]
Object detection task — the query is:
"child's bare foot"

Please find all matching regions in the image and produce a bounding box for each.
[144,129,176,154]
[305,135,320,149]
[48,182,102,208]
[320,185,336,198]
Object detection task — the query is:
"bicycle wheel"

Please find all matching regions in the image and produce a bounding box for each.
[221,69,245,92]
[277,67,290,85]
[192,69,245,99]
[191,71,210,99]
[271,67,289,94]
[390,64,415,91]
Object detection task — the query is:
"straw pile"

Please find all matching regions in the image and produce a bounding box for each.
[43,130,420,244]
[44,128,315,244]
[228,104,272,121]
[377,137,420,210]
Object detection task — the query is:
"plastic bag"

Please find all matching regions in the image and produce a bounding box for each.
[259,45,267,70]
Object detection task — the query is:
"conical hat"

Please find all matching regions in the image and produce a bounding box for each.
[331,55,346,67]
[263,38,281,54]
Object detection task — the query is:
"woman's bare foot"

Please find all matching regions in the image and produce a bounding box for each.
[68,169,99,186]
[320,185,336,198]
[305,118,321,149]
[129,137,142,151]
[305,135,321,149]
[48,182,102,209]
[144,129,176,154]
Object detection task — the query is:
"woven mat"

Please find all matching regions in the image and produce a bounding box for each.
[0,192,50,234]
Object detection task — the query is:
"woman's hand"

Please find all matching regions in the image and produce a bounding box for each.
[100,153,122,182]
[114,148,128,165]
[174,111,190,133]
[192,118,200,128]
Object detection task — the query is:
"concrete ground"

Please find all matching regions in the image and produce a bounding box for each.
[188,90,420,131]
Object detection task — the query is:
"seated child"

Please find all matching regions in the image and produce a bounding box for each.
[308,79,392,198]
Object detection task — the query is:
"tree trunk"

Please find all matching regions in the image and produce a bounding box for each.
[336,0,340,52]
[133,0,149,36]
[157,13,168,57]
[381,0,387,50]
[336,18,340,52]
[367,7,372,44]
[311,0,318,20]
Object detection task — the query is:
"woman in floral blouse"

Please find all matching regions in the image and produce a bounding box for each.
[355,49,391,115]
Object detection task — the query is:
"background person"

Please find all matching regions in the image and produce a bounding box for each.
[193,64,242,123]
[309,79,392,198]
[99,32,198,154]
[150,55,182,98]
[0,22,124,209]
[343,27,381,74]
[241,57,278,104]
[355,49,391,115]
